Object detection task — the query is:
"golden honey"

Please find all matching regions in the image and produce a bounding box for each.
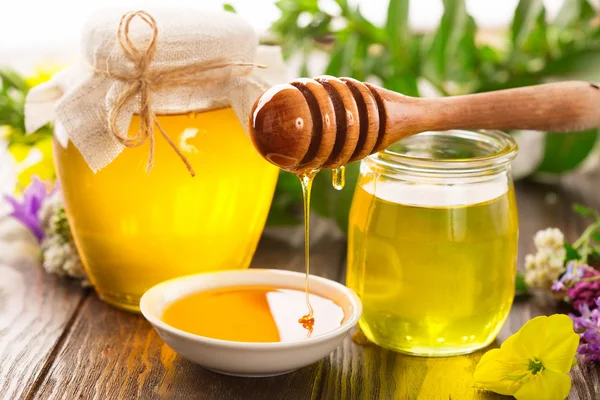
[346,130,519,356]
[162,286,345,342]
[54,107,278,311]
[348,181,518,355]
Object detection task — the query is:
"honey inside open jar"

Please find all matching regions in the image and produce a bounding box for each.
[162,286,345,342]
[347,130,519,356]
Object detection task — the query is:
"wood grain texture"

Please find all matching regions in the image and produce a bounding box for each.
[423,82,600,134]
[340,78,380,163]
[0,218,87,400]
[290,79,337,172]
[5,171,600,399]
[250,79,600,170]
[30,236,347,400]
[314,76,361,168]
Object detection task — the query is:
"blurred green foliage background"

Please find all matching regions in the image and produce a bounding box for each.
[2,0,599,233]
[266,0,600,232]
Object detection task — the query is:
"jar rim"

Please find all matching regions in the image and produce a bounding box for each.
[367,129,518,176]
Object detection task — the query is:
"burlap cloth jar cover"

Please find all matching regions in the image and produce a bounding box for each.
[24,8,287,174]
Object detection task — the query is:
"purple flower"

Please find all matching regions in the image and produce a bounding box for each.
[571,298,600,363]
[553,261,591,288]
[553,262,600,306]
[3,178,49,242]
[565,261,587,281]
[568,279,600,311]
[552,280,566,292]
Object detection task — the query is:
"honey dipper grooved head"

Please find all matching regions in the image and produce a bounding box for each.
[249,83,313,169]
[249,77,379,173]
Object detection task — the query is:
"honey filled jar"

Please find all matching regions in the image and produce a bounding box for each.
[53,108,277,310]
[347,130,518,356]
[25,9,285,311]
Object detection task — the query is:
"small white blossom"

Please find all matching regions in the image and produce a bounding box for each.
[525,254,536,271]
[534,228,565,251]
[524,228,567,290]
[39,191,89,286]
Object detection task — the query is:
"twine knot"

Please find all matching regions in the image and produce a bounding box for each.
[102,10,266,176]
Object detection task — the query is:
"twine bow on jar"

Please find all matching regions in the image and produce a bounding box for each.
[96,10,266,176]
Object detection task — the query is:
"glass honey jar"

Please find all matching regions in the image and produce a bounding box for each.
[347,130,519,356]
[54,108,278,311]
[25,9,286,312]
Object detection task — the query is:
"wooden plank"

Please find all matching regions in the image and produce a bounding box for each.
[30,234,347,400]
[0,217,87,399]
[22,171,600,399]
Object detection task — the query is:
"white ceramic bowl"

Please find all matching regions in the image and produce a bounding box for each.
[140,269,362,377]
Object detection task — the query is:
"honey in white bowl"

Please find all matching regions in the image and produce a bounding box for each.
[161,286,345,342]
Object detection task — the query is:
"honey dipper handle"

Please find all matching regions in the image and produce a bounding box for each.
[375,81,600,150]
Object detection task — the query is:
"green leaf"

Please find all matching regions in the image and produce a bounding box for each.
[277,170,302,195]
[350,35,370,81]
[573,203,597,217]
[543,50,600,81]
[325,34,359,76]
[335,0,349,11]
[592,233,600,243]
[515,272,528,293]
[510,0,548,68]
[553,0,595,28]
[348,7,385,43]
[423,0,478,90]
[536,129,599,174]
[385,0,410,63]
[565,243,581,262]
[222,3,236,13]
[382,73,419,97]
[511,0,546,48]
[265,171,303,227]
[0,68,29,92]
[590,249,600,268]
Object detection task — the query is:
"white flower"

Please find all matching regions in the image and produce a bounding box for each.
[524,228,567,290]
[534,228,564,251]
[525,254,536,270]
[39,191,89,286]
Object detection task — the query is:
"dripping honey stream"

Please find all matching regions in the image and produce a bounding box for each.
[296,166,346,336]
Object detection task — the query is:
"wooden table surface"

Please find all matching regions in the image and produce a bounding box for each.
[2,172,600,400]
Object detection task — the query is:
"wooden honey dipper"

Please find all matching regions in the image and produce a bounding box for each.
[249,76,600,173]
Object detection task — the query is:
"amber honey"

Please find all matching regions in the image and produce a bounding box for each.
[54,107,278,311]
[162,286,345,342]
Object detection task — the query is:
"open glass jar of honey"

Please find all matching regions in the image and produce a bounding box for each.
[347,129,518,356]
[25,9,285,311]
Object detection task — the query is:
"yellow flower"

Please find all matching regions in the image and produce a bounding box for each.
[9,138,56,190]
[474,314,579,400]
[25,63,67,88]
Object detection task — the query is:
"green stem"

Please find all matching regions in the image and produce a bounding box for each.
[573,220,600,249]
[581,241,591,264]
